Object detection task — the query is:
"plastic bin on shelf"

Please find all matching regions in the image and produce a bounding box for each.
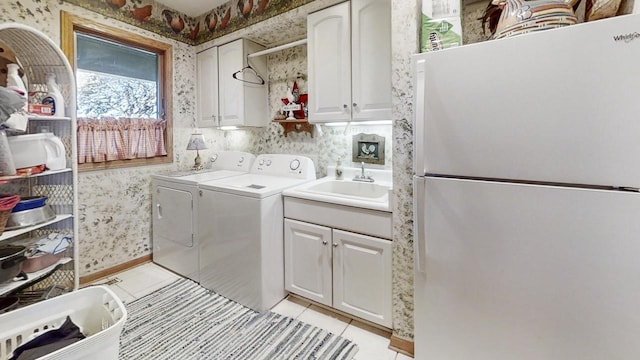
[0,286,127,360]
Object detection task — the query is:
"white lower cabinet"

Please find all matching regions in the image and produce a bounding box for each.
[332,229,392,327]
[284,218,392,327]
[284,220,333,306]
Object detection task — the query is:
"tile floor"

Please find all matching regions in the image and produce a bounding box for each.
[87,262,413,360]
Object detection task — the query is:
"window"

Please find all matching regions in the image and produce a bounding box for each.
[61,12,173,171]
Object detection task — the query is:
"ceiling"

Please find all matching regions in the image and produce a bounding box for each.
[155,0,227,17]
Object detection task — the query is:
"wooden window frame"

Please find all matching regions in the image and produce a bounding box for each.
[61,11,173,171]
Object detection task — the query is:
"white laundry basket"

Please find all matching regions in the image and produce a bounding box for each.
[0,286,127,360]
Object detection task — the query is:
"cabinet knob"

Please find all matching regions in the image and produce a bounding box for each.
[343,104,350,113]
[352,102,358,108]
[322,240,328,245]
[199,190,203,197]
[332,243,338,247]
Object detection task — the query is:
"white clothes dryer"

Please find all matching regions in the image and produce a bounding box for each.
[198,154,316,312]
[151,151,255,282]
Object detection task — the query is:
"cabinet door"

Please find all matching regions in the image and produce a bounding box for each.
[332,229,392,327]
[196,47,219,127]
[351,0,392,121]
[284,219,333,306]
[218,39,244,127]
[307,2,352,123]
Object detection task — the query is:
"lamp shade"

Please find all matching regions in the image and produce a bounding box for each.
[186,133,208,150]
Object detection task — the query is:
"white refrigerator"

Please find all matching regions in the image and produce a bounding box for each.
[413,13,640,360]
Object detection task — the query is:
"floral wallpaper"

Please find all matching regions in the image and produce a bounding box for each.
[64,0,315,44]
[390,0,417,343]
[193,0,314,45]
[0,0,415,342]
[3,0,636,346]
[192,0,410,341]
[0,0,215,276]
[234,44,393,178]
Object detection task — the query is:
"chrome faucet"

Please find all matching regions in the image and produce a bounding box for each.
[353,162,374,182]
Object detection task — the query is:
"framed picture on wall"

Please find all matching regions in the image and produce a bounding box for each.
[352,133,385,165]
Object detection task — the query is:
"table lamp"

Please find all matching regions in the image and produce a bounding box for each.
[186,133,207,170]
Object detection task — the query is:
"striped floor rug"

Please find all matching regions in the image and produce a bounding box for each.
[119,278,359,360]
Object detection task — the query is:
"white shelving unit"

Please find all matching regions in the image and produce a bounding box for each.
[0,23,79,296]
[0,215,73,243]
[28,115,72,122]
[0,168,72,183]
[0,258,72,296]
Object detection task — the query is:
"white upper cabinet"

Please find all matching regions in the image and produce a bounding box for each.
[196,46,219,128]
[350,0,392,121]
[307,2,352,122]
[307,0,392,123]
[217,38,268,127]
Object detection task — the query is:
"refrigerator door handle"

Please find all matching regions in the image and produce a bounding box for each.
[413,57,426,176]
[413,176,427,274]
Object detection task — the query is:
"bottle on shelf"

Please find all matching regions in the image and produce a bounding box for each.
[0,130,17,176]
[5,63,28,131]
[42,74,65,117]
[6,63,27,101]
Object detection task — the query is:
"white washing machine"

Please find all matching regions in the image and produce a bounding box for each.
[151,151,255,282]
[198,154,316,312]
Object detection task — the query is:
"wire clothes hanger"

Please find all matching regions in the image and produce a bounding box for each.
[232,54,265,85]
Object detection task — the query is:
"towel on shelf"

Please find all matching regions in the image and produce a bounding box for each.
[2,111,28,132]
[28,233,72,255]
[0,86,24,124]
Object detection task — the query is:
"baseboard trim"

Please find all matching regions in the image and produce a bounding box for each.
[79,255,152,285]
[389,335,414,358]
[287,293,392,333]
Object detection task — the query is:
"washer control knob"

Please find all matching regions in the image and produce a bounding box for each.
[290,159,300,170]
[266,159,272,166]
[258,159,265,166]
[239,156,244,163]
[210,154,218,163]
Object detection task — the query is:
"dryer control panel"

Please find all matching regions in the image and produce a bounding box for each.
[251,154,316,179]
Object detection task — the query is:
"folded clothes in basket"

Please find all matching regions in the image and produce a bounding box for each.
[9,316,85,360]
[28,233,72,255]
